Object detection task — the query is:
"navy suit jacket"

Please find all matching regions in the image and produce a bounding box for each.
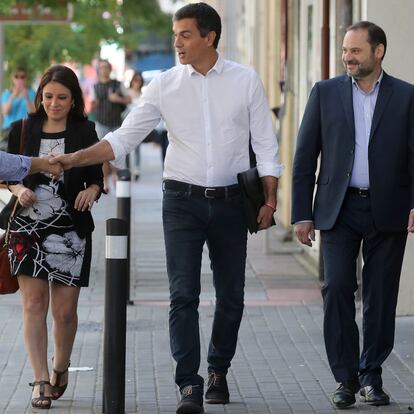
[291,72,414,232]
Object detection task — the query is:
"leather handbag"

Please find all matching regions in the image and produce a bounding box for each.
[237,167,276,234]
[0,201,19,294]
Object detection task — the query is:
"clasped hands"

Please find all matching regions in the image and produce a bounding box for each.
[44,152,76,177]
[43,154,63,179]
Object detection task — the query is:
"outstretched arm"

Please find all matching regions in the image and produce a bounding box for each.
[49,140,115,170]
[30,156,63,178]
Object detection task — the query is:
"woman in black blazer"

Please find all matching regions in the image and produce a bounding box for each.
[5,65,103,409]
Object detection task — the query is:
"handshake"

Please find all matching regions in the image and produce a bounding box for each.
[31,154,69,178]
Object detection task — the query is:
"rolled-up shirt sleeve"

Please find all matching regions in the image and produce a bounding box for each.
[0,151,31,181]
[249,72,284,178]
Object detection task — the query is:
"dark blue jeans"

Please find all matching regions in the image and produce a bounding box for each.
[162,186,248,389]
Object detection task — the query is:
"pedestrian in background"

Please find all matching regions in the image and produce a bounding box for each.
[124,71,144,180]
[50,3,283,413]
[1,67,35,149]
[91,59,131,191]
[292,21,414,409]
[1,64,103,409]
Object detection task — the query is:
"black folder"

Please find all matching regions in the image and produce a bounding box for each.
[237,167,276,234]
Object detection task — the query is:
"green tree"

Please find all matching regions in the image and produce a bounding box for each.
[2,0,172,80]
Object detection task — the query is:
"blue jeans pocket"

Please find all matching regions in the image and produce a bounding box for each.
[162,189,189,200]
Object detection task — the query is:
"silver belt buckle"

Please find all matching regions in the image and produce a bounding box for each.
[204,188,216,198]
[359,187,369,197]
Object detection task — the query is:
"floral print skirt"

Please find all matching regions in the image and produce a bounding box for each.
[8,180,91,287]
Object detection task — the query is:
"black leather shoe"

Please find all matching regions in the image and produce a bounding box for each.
[205,369,229,404]
[176,385,204,414]
[360,385,390,406]
[332,381,360,409]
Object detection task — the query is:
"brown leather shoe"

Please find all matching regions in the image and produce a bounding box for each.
[205,369,229,404]
[176,385,204,414]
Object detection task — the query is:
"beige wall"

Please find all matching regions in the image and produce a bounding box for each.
[361,0,414,84]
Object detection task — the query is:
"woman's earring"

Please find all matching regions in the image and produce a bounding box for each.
[72,102,75,108]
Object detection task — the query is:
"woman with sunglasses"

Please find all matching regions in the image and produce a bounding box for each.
[1,67,35,147]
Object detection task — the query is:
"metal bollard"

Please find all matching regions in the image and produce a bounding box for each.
[116,169,134,305]
[102,218,128,414]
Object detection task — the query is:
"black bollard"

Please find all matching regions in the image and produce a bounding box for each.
[102,218,127,414]
[116,169,134,305]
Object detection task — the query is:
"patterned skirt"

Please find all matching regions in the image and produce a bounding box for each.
[8,179,91,287]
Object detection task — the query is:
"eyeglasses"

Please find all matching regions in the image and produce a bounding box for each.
[14,75,26,79]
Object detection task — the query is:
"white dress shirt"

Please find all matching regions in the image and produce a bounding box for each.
[105,55,283,186]
[349,72,382,188]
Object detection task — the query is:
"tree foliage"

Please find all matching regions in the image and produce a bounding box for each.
[2,0,172,79]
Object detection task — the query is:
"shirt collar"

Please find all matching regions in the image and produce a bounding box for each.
[186,52,224,76]
[352,70,383,94]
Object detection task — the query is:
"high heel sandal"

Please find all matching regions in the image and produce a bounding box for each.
[50,359,70,400]
[29,380,52,409]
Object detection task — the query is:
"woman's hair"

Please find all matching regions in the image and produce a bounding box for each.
[32,64,86,120]
[129,71,144,89]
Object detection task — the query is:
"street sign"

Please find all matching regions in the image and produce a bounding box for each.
[0,2,73,24]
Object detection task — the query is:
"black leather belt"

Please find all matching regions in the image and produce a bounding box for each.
[347,187,370,197]
[163,179,240,199]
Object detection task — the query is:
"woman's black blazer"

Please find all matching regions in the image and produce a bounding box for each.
[5,116,104,238]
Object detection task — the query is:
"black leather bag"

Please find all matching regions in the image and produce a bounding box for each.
[237,167,276,234]
[0,198,19,294]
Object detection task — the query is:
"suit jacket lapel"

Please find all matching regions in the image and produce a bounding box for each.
[339,76,355,138]
[370,73,393,141]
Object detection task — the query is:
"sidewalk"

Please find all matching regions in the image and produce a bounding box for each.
[1,144,414,413]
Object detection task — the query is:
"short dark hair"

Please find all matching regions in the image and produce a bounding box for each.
[32,64,86,121]
[12,66,27,75]
[346,21,387,59]
[173,2,221,49]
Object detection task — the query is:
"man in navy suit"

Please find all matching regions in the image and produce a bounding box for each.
[292,21,414,409]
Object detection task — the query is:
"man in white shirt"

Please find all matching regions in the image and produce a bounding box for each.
[50,3,283,413]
